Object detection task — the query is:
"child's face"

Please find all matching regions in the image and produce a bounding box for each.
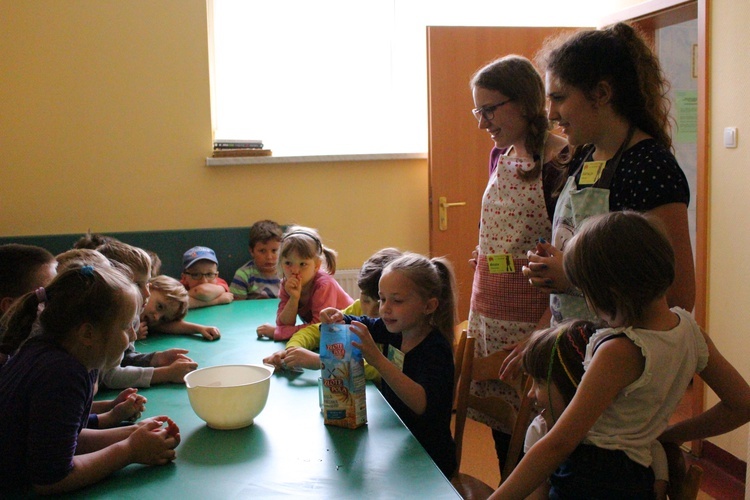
[182,260,220,289]
[133,270,151,305]
[529,378,567,427]
[142,288,181,325]
[251,239,280,276]
[377,270,437,335]
[281,251,320,286]
[98,292,139,370]
[359,292,380,318]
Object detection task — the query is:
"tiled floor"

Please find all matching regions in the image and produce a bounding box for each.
[456,387,746,498]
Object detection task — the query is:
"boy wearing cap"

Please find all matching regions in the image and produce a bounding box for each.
[180,246,233,309]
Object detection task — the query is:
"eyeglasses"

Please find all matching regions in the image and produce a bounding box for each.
[471,98,514,122]
[185,272,219,280]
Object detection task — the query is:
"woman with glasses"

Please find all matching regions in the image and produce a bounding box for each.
[467,55,569,474]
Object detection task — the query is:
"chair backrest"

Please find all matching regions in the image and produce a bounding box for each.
[663,441,703,500]
[453,330,533,480]
[453,321,469,397]
[677,464,703,500]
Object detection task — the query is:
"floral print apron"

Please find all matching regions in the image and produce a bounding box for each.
[467,154,550,432]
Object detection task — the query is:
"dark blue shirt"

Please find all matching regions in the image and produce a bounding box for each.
[0,336,95,492]
[344,315,457,477]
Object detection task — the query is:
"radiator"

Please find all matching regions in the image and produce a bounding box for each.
[334,268,360,299]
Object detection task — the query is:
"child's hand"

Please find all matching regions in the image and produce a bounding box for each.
[198,325,221,341]
[499,339,528,385]
[349,321,380,363]
[262,350,286,369]
[164,356,198,383]
[128,416,180,465]
[151,348,191,367]
[282,346,321,371]
[137,320,149,340]
[256,323,275,339]
[111,387,139,409]
[284,275,302,300]
[111,392,147,423]
[218,292,234,305]
[319,307,343,324]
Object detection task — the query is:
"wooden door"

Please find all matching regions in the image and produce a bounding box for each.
[427,26,581,321]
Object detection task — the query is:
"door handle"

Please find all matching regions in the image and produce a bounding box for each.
[438,196,466,231]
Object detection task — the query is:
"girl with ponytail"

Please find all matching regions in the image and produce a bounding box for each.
[321,253,458,478]
[0,263,180,495]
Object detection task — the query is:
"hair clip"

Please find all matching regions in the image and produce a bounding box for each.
[34,287,47,303]
[80,265,95,277]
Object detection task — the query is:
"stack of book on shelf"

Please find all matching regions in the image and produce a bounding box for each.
[212,140,272,157]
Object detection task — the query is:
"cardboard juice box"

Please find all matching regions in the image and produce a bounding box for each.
[320,323,367,429]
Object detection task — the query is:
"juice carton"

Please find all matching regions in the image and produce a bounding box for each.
[320,323,367,429]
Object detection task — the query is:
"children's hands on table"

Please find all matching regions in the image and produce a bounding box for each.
[256,323,275,339]
[218,292,234,305]
[198,325,221,341]
[282,346,320,371]
[112,391,147,422]
[522,240,569,293]
[111,387,139,407]
[165,356,198,383]
[129,416,180,465]
[152,348,191,367]
[262,351,285,369]
[349,321,380,362]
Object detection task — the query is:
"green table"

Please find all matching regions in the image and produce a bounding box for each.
[73,300,459,499]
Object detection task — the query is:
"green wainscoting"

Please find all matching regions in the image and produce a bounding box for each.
[0,227,253,282]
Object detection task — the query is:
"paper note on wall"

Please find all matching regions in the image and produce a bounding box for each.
[675,90,698,143]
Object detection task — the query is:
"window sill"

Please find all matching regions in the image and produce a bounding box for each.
[205,152,427,166]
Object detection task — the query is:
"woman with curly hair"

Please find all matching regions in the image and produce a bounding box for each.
[523,22,695,325]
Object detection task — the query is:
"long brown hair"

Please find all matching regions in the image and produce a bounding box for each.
[471,55,550,180]
[537,22,672,151]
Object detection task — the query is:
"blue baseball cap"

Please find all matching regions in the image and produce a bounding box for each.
[182,246,219,270]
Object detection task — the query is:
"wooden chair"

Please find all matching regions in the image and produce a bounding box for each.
[663,441,704,500]
[451,331,534,499]
[453,321,469,408]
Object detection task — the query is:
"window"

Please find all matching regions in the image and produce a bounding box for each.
[210,1,606,157]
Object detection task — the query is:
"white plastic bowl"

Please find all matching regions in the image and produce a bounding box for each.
[184,364,273,430]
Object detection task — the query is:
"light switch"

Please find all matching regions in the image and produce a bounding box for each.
[724,127,738,148]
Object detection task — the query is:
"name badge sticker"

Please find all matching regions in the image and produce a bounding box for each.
[388,345,405,372]
[579,160,606,186]
[487,254,515,274]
